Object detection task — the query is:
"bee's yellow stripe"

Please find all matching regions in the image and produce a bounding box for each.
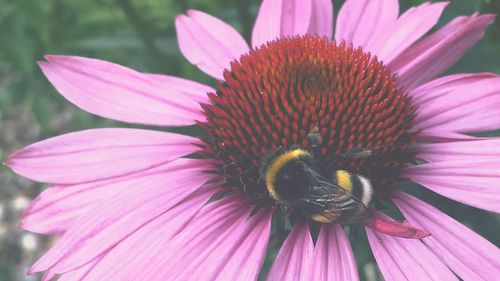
[311,211,340,223]
[311,214,334,223]
[336,170,353,192]
[265,149,311,201]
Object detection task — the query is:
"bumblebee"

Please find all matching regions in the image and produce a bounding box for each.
[261,140,374,225]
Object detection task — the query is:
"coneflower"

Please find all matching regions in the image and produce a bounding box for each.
[6,0,500,280]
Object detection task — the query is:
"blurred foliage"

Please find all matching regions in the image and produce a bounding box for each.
[0,0,499,280]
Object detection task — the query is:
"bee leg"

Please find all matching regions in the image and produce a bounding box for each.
[240,173,259,203]
[307,127,323,156]
[239,168,256,201]
[276,215,288,242]
[325,148,374,170]
[221,162,237,184]
[336,148,374,161]
[222,162,236,174]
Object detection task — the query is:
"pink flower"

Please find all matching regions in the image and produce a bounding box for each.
[6,0,500,280]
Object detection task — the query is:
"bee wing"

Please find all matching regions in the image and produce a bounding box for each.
[297,166,371,224]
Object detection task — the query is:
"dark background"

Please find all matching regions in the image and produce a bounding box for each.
[0,0,499,280]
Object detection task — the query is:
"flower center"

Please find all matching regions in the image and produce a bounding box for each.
[200,35,416,205]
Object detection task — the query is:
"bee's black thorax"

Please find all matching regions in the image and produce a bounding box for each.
[262,148,315,203]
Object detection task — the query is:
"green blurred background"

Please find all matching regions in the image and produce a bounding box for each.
[0,0,499,280]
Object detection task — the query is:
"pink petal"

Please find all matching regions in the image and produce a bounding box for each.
[411,74,496,138]
[366,217,457,281]
[252,0,312,48]
[21,157,210,235]
[412,77,500,133]
[38,55,203,126]
[176,209,273,281]
[308,0,333,38]
[335,0,399,51]
[81,185,220,281]
[371,2,449,63]
[417,138,500,163]
[138,195,258,280]
[6,128,200,185]
[21,185,100,235]
[393,191,500,280]
[367,215,430,239]
[416,130,478,143]
[56,256,101,281]
[176,10,250,80]
[310,224,359,281]
[146,73,215,104]
[29,159,214,274]
[268,221,313,281]
[403,160,500,213]
[409,73,497,104]
[390,14,496,91]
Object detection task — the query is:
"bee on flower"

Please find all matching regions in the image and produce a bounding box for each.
[6,0,500,280]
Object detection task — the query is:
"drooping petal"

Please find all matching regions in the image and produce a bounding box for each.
[366,218,457,281]
[21,158,210,235]
[403,159,500,213]
[393,191,500,280]
[6,128,200,184]
[308,0,333,38]
[412,77,500,134]
[176,10,250,80]
[80,185,220,281]
[146,73,215,104]
[335,0,399,51]
[371,2,448,63]
[310,224,359,281]
[252,0,313,48]
[367,214,430,239]
[138,195,263,281]
[268,221,313,281]
[390,14,495,90]
[29,159,214,274]
[38,55,203,126]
